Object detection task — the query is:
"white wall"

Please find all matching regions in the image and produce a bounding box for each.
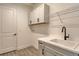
[48,3,79,14]
[48,3,79,41]
[0,4,33,50]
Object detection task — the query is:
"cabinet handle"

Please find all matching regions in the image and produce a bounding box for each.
[42,49,44,55]
[37,18,39,22]
[13,33,16,36]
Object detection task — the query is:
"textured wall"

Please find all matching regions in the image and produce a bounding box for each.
[49,3,79,41]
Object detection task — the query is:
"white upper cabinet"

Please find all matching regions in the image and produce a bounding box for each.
[29,4,49,25]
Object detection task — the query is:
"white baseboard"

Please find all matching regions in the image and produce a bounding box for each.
[17,44,32,50]
[0,47,16,54]
[0,44,38,54]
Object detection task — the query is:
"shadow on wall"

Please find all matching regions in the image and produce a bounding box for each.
[29,24,49,35]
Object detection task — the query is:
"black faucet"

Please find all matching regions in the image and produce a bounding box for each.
[62,26,69,40]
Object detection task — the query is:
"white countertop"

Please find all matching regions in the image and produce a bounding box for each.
[38,35,79,54]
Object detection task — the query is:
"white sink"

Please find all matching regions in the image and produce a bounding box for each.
[50,39,78,48]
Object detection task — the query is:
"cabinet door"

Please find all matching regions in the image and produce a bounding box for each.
[44,46,56,56]
[44,46,64,56]
[30,11,34,24]
[34,7,39,23]
[44,51,56,56]
[38,4,44,23]
[0,7,2,53]
[33,10,38,24]
[44,4,49,23]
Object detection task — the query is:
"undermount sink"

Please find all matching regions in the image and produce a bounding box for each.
[50,39,78,48]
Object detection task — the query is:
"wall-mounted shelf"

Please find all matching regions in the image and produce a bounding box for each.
[29,22,48,26]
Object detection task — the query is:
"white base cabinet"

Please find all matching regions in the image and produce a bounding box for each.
[38,40,79,56]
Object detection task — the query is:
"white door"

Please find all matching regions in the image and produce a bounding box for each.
[0,7,17,54]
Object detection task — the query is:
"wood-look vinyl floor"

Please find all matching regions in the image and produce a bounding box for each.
[0,46,40,56]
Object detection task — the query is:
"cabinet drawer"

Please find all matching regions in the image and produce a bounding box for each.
[44,46,64,56]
